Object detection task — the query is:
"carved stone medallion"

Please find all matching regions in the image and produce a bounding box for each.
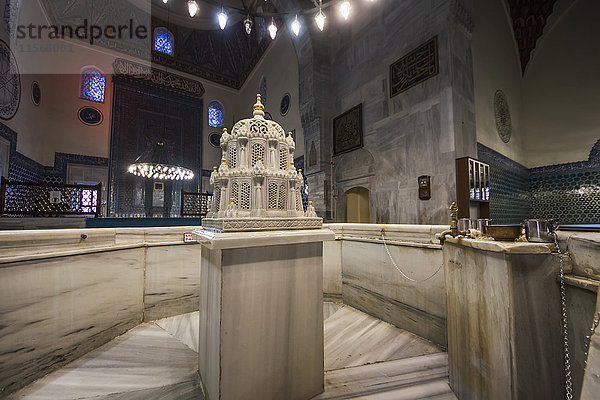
[0,40,21,120]
[494,90,512,143]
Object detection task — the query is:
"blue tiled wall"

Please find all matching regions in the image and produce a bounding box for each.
[478,140,600,225]
[477,144,530,224]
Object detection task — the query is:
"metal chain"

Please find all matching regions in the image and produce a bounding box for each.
[584,312,600,366]
[381,232,443,283]
[554,233,573,400]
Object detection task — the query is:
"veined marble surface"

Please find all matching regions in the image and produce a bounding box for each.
[7,324,200,399]
[144,245,201,321]
[0,249,145,395]
[341,239,447,347]
[324,305,441,371]
[9,303,453,400]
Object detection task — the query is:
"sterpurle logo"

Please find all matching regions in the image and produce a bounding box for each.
[16,19,149,45]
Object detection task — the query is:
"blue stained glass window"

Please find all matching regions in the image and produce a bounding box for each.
[80,68,105,103]
[208,101,224,128]
[154,27,174,55]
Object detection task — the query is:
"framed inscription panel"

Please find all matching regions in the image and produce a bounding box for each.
[390,36,439,98]
[333,104,363,156]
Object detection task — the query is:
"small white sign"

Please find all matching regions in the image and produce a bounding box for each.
[183,233,195,243]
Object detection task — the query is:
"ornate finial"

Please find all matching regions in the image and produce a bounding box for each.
[309,201,313,206]
[449,202,458,217]
[257,156,262,162]
[223,128,228,134]
[221,158,226,164]
[213,166,217,172]
[288,132,292,136]
[253,94,264,111]
[298,169,302,173]
[230,197,235,205]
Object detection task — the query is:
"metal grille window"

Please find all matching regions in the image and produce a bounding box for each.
[228,143,237,168]
[240,182,250,210]
[279,147,288,170]
[268,182,278,209]
[278,183,287,210]
[214,182,221,211]
[231,181,239,205]
[252,143,265,166]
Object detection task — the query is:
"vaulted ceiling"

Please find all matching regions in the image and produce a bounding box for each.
[506,0,558,74]
[38,0,278,89]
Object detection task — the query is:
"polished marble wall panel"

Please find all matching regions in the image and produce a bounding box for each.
[444,240,563,400]
[199,240,325,400]
[340,239,446,347]
[144,245,201,321]
[0,249,145,395]
[323,239,342,301]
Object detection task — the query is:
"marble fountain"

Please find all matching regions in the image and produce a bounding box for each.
[2,97,600,399]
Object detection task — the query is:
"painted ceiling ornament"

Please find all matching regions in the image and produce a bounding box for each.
[494,90,512,144]
[202,94,322,232]
[0,40,20,120]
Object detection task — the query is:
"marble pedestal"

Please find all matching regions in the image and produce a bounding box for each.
[443,238,564,400]
[193,229,335,400]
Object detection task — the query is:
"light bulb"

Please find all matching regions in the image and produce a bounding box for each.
[340,1,351,20]
[291,14,300,36]
[218,9,228,30]
[315,10,326,31]
[188,0,198,17]
[162,0,168,4]
[244,16,253,34]
[268,17,277,40]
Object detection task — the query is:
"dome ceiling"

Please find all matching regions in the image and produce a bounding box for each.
[38,0,277,89]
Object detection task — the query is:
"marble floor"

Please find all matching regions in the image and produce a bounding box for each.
[8,303,456,400]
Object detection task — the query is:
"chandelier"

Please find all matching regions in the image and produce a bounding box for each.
[159,0,377,38]
[128,141,194,181]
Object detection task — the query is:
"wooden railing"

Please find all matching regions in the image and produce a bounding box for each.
[180,189,212,217]
[0,177,102,217]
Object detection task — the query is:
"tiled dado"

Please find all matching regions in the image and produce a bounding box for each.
[0,227,202,396]
[478,140,600,225]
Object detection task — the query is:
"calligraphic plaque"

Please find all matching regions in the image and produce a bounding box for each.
[390,36,439,98]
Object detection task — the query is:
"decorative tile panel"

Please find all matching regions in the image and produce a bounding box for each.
[478,144,530,224]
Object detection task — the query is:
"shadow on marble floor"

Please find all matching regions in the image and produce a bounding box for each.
[9,303,455,400]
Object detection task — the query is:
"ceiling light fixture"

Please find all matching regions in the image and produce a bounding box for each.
[162,0,169,4]
[244,15,253,34]
[291,14,300,36]
[340,1,351,20]
[188,0,199,17]
[315,1,326,32]
[218,7,228,30]
[128,141,194,181]
[268,17,277,40]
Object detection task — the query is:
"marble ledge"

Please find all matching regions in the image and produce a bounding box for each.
[339,236,442,250]
[0,226,202,265]
[564,275,599,293]
[325,223,447,245]
[192,228,335,250]
[445,237,555,254]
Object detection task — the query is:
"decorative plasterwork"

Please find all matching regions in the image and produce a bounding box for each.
[507,0,558,74]
[112,58,205,98]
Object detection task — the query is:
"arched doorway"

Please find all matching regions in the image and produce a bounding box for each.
[345,187,370,223]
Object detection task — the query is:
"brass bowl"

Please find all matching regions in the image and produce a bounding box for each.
[484,224,522,241]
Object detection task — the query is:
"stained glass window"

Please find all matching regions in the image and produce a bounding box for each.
[154,27,174,55]
[80,68,105,103]
[208,101,224,128]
